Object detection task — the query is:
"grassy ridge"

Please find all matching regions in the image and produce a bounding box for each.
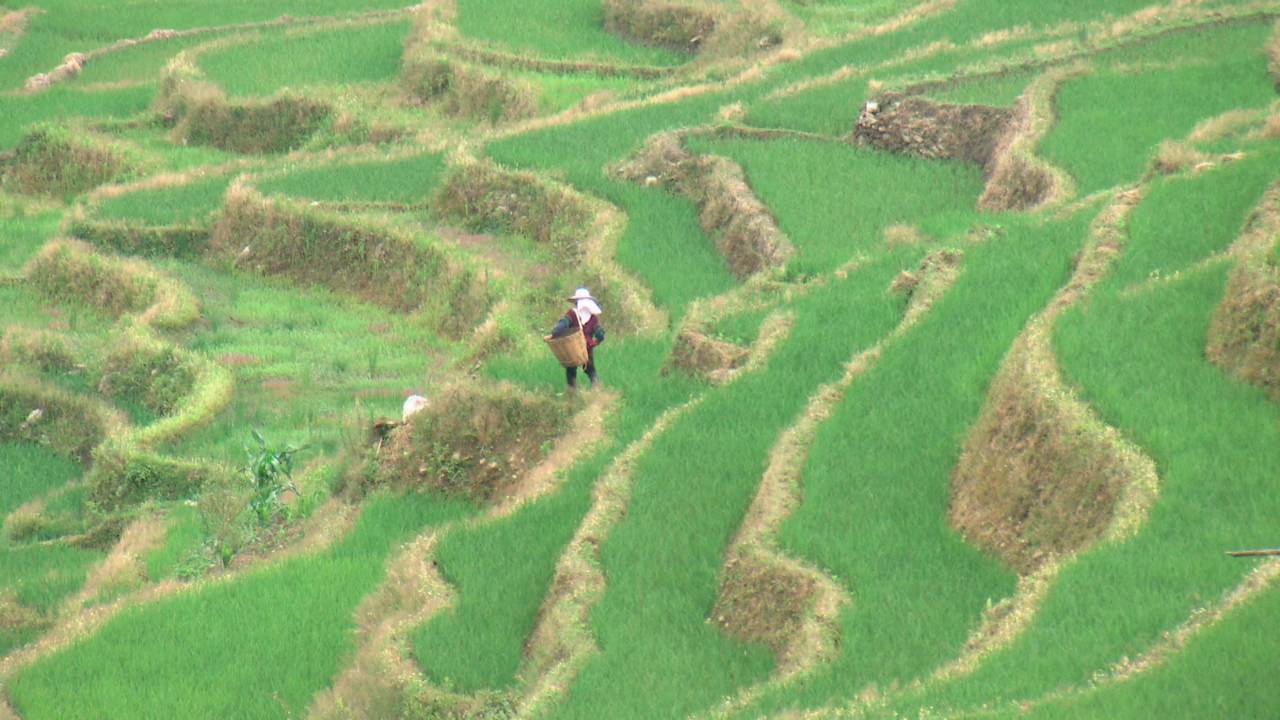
[554,256,908,719]
[9,492,474,720]
[878,154,1280,717]
[1039,22,1275,197]
[740,213,1084,717]
[412,339,697,692]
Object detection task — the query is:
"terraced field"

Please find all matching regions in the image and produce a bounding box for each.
[2,1,1279,718]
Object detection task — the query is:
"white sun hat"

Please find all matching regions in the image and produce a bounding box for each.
[567,287,602,319]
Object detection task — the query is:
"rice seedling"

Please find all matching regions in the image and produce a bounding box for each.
[197,20,411,99]
[453,0,685,66]
[255,152,445,204]
[8,492,474,720]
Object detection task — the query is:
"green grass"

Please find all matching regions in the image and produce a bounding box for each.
[925,66,1038,106]
[255,152,445,204]
[411,338,698,692]
[158,260,452,461]
[554,254,909,719]
[198,20,410,98]
[736,212,1085,718]
[9,491,474,720]
[1039,22,1275,197]
[1010,583,1280,719]
[875,193,1280,719]
[1112,145,1280,289]
[0,0,413,92]
[143,504,206,580]
[94,174,233,226]
[0,210,62,273]
[454,0,684,66]
[0,442,82,518]
[0,84,154,150]
[688,136,987,272]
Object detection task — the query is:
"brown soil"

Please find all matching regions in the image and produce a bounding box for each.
[853,92,1013,168]
[602,0,718,54]
[216,353,259,367]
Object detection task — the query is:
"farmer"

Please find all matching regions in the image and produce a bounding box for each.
[551,287,604,389]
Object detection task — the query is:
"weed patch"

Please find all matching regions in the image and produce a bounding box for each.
[366,382,569,502]
[402,50,538,124]
[211,184,487,333]
[854,92,1013,168]
[0,374,121,463]
[0,126,130,199]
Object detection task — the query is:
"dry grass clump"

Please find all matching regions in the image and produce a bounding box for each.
[1208,260,1280,400]
[212,185,487,334]
[1150,139,1211,176]
[603,0,719,53]
[0,328,79,373]
[712,557,814,654]
[156,54,333,154]
[1188,108,1263,145]
[666,328,749,382]
[359,382,570,502]
[432,160,594,255]
[402,53,539,124]
[950,365,1128,573]
[883,223,925,248]
[25,239,157,318]
[0,127,129,198]
[615,131,793,277]
[854,92,1014,167]
[0,374,118,463]
[69,219,210,260]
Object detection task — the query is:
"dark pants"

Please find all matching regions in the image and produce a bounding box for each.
[566,348,597,388]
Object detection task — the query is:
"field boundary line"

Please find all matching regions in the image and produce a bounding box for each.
[514,309,794,719]
[20,5,416,93]
[701,248,966,720]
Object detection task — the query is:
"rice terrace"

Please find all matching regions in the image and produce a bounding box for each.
[2,0,1280,717]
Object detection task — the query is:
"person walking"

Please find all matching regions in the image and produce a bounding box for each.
[552,287,604,389]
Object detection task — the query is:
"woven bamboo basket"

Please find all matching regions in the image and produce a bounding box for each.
[544,328,589,368]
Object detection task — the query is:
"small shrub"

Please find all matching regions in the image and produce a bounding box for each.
[0,127,128,199]
[432,161,594,256]
[0,376,113,462]
[243,429,302,527]
[97,332,197,418]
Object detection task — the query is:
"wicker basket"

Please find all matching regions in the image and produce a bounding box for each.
[544,328,589,368]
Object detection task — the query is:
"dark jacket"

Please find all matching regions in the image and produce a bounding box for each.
[552,310,603,348]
